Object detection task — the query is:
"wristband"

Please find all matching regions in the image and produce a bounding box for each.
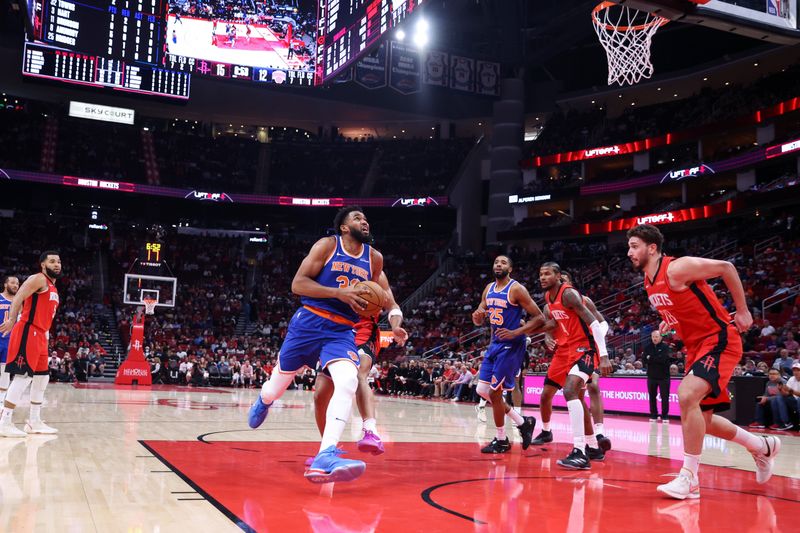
[388,308,403,321]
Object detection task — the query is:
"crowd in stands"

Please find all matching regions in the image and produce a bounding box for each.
[530,64,800,156]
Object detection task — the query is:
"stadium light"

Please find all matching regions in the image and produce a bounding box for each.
[412,18,430,48]
[396,29,406,41]
[413,31,429,48]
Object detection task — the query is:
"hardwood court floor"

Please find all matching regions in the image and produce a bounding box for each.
[0,382,798,532]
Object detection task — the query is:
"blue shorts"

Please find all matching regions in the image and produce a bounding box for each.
[0,338,8,364]
[278,307,359,373]
[479,340,526,391]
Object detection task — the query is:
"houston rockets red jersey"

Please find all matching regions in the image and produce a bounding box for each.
[355,317,381,356]
[546,283,595,356]
[644,256,733,349]
[18,274,59,331]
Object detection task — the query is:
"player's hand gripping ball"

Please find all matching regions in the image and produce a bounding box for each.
[354,280,386,318]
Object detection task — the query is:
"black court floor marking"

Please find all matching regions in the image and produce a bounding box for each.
[421,474,800,525]
[138,440,257,533]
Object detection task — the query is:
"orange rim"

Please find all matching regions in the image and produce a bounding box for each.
[592,1,668,32]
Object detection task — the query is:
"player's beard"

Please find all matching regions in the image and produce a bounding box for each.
[493,270,509,280]
[45,267,62,280]
[349,227,372,244]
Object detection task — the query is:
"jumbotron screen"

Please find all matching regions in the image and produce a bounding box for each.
[163,0,317,86]
[23,0,191,99]
[315,0,424,84]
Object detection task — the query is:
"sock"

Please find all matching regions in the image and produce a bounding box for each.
[496,427,506,440]
[507,408,524,426]
[319,362,358,453]
[586,433,598,449]
[567,399,586,450]
[732,426,766,453]
[681,453,701,479]
[363,418,377,433]
[0,407,12,425]
[478,398,487,408]
[29,403,41,424]
[594,423,604,435]
[542,421,551,431]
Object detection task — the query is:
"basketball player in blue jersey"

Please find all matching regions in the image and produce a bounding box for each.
[248,206,380,483]
[472,255,552,453]
[0,275,20,404]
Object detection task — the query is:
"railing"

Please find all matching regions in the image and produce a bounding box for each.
[754,235,781,259]
[762,283,800,317]
[421,327,487,359]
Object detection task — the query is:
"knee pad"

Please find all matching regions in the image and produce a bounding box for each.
[476,382,492,400]
[328,362,359,396]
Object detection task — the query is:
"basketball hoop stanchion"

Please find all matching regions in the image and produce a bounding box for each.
[592,1,669,86]
[114,302,153,386]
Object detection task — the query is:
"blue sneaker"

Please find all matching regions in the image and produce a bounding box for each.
[304,446,366,484]
[247,395,271,429]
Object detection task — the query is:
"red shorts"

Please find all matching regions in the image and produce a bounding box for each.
[6,322,50,376]
[354,320,380,364]
[545,347,596,389]
[686,327,742,412]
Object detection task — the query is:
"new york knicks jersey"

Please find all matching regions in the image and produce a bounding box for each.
[301,236,372,323]
[0,293,11,354]
[486,279,524,344]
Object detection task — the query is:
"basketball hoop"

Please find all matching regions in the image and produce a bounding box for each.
[592,2,668,86]
[142,298,157,315]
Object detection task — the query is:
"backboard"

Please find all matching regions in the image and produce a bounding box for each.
[123,274,177,308]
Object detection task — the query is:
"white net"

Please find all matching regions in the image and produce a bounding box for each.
[592,1,668,86]
[143,298,157,315]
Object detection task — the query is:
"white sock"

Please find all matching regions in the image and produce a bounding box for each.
[496,427,506,440]
[542,421,551,431]
[681,453,701,480]
[478,398,487,408]
[30,403,42,424]
[732,426,766,453]
[259,366,294,404]
[567,399,585,449]
[586,433,598,449]
[507,408,524,426]
[0,407,12,425]
[319,362,358,453]
[594,423,604,435]
[363,418,377,433]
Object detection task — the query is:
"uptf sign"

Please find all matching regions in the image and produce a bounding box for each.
[523,375,681,416]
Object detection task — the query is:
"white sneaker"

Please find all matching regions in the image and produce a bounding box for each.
[0,422,27,438]
[24,420,58,435]
[751,435,780,484]
[475,405,487,423]
[656,473,700,500]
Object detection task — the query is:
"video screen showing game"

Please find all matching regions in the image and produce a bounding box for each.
[165,0,316,77]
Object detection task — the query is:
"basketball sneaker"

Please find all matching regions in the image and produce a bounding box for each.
[532,429,553,445]
[751,435,781,484]
[357,430,385,455]
[0,421,26,438]
[247,395,271,429]
[596,434,612,452]
[585,444,605,461]
[24,420,58,435]
[480,437,511,454]
[557,447,591,470]
[656,473,700,500]
[517,416,536,450]
[304,446,366,484]
[475,405,487,423]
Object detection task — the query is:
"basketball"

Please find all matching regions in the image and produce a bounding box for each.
[354,280,386,318]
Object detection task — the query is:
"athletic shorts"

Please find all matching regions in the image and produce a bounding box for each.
[545,348,596,390]
[686,326,742,413]
[354,320,380,366]
[5,322,49,376]
[0,337,9,365]
[278,307,359,373]
[478,339,526,391]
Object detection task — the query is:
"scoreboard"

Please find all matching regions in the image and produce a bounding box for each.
[23,41,190,99]
[43,0,164,64]
[25,0,190,99]
[316,0,424,84]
